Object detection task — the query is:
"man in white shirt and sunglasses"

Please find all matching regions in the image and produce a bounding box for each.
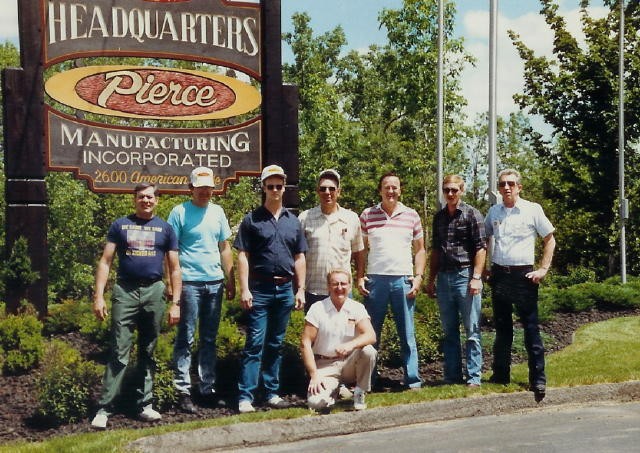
[299,169,364,313]
[485,168,555,402]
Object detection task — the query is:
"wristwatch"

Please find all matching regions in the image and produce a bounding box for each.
[472,273,482,281]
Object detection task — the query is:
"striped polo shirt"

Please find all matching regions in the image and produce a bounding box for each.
[360,202,423,275]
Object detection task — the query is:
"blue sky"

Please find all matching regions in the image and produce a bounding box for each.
[1,1,608,123]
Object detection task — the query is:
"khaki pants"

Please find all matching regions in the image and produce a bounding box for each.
[307,345,376,409]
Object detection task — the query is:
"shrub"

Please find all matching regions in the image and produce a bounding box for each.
[552,283,599,312]
[43,298,93,335]
[0,313,44,374]
[36,339,102,424]
[216,315,245,360]
[153,360,177,411]
[547,266,596,289]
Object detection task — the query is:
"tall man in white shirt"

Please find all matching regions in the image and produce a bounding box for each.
[299,169,364,312]
[357,171,426,389]
[301,269,376,411]
[485,169,555,402]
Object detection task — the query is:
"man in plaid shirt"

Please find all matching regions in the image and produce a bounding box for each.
[426,174,486,387]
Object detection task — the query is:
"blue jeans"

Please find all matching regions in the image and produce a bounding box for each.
[436,268,482,385]
[173,280,224,395]
[491,266,545,386]
[238,281,294,403]
[365,275,421,388]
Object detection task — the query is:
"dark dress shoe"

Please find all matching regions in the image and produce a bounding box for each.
[178,395,198,414]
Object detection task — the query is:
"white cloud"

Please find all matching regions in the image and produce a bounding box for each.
[459,5,609,124]
[0,2,19,45]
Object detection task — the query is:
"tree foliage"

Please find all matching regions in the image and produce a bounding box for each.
[509,0,640,275]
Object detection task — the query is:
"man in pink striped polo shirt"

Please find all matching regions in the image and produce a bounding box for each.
[357,171,426,389]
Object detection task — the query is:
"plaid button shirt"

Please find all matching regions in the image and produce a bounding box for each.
[431,201,486,271]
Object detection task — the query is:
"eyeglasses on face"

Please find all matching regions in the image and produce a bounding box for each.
[498,181,517,188]
[266,184,283,191]
[442,188,459,194]
[318,186,337,193]
[330,281,350,288]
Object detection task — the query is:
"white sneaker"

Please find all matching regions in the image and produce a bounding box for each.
[338,384,353,400]
[353,388,367,411]
[138,405,162,422]
[238,400,256,413]
[307,394,335,411]
[266,395,291,409]
[90,410,108,429]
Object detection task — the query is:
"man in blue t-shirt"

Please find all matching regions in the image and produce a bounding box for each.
[168,167,235,413]
[91,183,181,430]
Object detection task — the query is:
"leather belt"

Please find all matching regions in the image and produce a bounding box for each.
[314,354,338,360]
[250,273,292,284]
[117,278,162,287]
[492,264,533,274]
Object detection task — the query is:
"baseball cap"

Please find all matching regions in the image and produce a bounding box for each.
[260,164,286,182]
[190,167,215,187]
[318,169,341,185]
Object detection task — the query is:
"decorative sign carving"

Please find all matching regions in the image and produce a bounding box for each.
[42,0,263,194]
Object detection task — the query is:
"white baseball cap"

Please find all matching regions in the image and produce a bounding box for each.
[260,164,286,182]
[190,167,215,187]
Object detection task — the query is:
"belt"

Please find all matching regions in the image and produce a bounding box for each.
[250,273,292,284]
[184,279,224,285]
[492,264,533,274]
[117,278,162,287]
[314,354,338,361]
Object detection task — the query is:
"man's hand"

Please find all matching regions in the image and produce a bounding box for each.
[295,288,305,310]
[426,279,436,298]
[93,297,108,321]
[407,275,422,298]
[335,342,355,359]
[357,276,370,296]
[526,267,548,284]
[307,373,325,396]
[240,288,253,310]
[468,277,483,296]
[167,304,180,326]
[225,280,236,300]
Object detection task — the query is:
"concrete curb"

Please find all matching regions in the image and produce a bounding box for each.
[129,381,640,452]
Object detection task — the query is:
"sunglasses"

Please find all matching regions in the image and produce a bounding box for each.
[442,188,459,194]
[498,181,517,188]
[318,186,337,193]
[266,184,283,191]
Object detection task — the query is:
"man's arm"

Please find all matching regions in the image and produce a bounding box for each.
[166,250,182,326]
[526,233,556,284]
[293,252,306,310]
[237,250,252,310]
[334,317,377,358]
[468,248,486,295]
[300,321,324,395]
[219,240,236,300]
[407,237,426,298]
[357,236,369,296]
[93,242,116,321]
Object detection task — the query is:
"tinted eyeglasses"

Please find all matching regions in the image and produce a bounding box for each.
[442,188,459,194]
[498,181,517,188]
[318,186,337,193]
[266,184,283,191]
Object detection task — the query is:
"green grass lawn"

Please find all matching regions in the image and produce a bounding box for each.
[3,316,640,453]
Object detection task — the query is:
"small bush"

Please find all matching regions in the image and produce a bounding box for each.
[153,360,177,411]
[217,315,245,360]
[36,339,102,424]
[43,298,93,335]
[552,283,599,312]
[0,313,44,375]
[547,266,596,289]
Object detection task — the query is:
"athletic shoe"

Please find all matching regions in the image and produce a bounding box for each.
[353,388,367,411]
[90,410,108,429]
[266,395,291,409]
[238,400,256,413]
[138,405,162,422]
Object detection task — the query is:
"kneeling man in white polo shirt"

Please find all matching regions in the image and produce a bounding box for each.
[301,269,377,411]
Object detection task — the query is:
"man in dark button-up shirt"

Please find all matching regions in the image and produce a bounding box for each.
[233,164,307,413]
[427,174,486,387]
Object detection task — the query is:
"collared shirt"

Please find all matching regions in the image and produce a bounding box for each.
[305,297,370,357]
[360,202,423,276]
[485,198,554,266]
[233,205,308,276]
[431,201,486,271]
[167,201,231,281]
[299,205,364,295]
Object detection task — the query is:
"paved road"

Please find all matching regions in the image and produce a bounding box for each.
[233,402,640,453]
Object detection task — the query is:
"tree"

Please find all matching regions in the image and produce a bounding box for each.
[509,0,640,275]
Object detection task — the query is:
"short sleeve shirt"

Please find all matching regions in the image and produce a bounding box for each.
[299,205,364,295]
[360,202,423,275]
[431,201,486,271]
[305,298,370,357]
[107,214,178,281]
[233,206,308,276]
[485,198,555,266]
[168,201,232,281]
